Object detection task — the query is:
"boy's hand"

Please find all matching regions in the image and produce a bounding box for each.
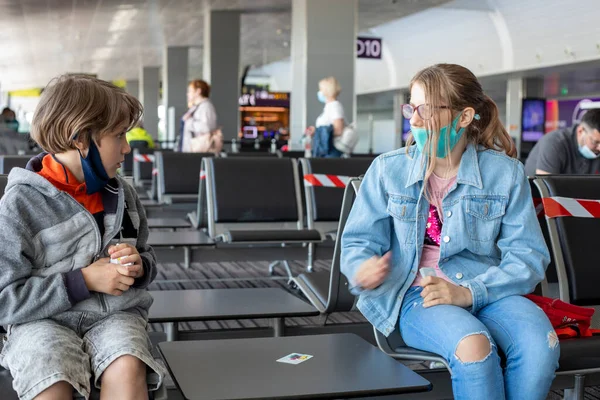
[81,258,135,296]
[108,243,144,279]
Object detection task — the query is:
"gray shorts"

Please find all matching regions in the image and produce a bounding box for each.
[0,310,166,400]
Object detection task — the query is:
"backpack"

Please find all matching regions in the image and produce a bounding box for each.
[525,294,600,340]
[333,122,359,154]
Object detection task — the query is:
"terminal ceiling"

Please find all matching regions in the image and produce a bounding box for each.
[0,0,449,90]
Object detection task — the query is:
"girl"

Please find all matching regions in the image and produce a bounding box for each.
[341,64,559,399]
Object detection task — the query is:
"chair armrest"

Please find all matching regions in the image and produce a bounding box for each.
[222,229,322,243]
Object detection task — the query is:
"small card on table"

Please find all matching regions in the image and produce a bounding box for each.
[276,353,313,365]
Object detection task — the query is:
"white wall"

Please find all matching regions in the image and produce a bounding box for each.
[355,109,394,153]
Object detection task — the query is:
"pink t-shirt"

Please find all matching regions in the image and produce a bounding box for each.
[411,173,457,287]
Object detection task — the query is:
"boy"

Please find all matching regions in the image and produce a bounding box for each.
[0,74,165,400]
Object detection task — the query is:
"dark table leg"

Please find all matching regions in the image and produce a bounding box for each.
[272,318,284,337]
[183,246,190,269]
[165,322,179,341]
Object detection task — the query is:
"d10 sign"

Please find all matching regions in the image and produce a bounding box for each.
[357,37,382,59]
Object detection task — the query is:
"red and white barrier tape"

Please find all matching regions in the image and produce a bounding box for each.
[133,154,155,163]
[543,196,600,218]
[200,171,206,180]
[533,198,545,218]
[152,168,158,176]
[304,174,351,188]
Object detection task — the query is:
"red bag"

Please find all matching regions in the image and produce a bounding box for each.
[525,294,600,340]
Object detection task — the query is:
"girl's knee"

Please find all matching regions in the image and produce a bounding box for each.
[455,333,493,363]
[522,329,560,368]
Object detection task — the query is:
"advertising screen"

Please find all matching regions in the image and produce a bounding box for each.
[521,98,546,142]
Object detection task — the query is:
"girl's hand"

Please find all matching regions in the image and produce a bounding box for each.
[420,276,472,308]
[353,252,392,290]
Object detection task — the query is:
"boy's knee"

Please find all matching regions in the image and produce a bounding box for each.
[102,355,146,381]
[454,333,492,363]
[33,380,72,400]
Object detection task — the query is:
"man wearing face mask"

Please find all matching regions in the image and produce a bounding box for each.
[525,109,600,176]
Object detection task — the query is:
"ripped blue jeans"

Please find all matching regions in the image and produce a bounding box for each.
[400,287,560,400]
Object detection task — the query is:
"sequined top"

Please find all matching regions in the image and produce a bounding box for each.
[411,173,456,287]
[424,204,443,246]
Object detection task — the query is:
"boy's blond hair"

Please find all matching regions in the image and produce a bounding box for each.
[319,76,341,99]
[31,74,143,153]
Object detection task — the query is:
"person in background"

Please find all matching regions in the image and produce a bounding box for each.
[305,76,345,157]
[179,79,218,153]
[1,107,19,132]
[524,109,600,176]
[126,121,155,149]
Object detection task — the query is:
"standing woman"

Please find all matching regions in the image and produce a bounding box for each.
[305,76,345,157]
[179,80,219,153]
[341,63,559,399]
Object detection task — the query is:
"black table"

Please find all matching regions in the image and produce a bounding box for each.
[148,230,213,247]
[158,333,432,400]
[148,230,214,268]
[147,217,192,229]
[149,288,319,340]
[140,199,161,207]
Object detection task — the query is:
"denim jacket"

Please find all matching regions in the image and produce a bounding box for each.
[312,125,342,158]
[341,144,550,336]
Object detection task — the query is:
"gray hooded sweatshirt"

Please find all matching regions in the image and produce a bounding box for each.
[0,156,157,327]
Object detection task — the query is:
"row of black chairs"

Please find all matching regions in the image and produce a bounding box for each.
[0,155,30,174]
[144,156,375,274]
[130,148,378,202]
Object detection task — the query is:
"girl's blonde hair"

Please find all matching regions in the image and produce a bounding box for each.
[405,64,515,190]
[31,74,142,153]
[319,76,341,99]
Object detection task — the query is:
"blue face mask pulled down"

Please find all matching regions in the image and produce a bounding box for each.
[317,91,326,103]
[411,113,477,158]
[579,135,600,159]
[78,140,110,194]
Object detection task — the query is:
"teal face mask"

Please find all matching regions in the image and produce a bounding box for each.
[411,113,479,158]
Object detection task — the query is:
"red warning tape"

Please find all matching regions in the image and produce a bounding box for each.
[533,198,545,218]
[543,197,600,218]
[304,174,351,188]
[133,154,155,163]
